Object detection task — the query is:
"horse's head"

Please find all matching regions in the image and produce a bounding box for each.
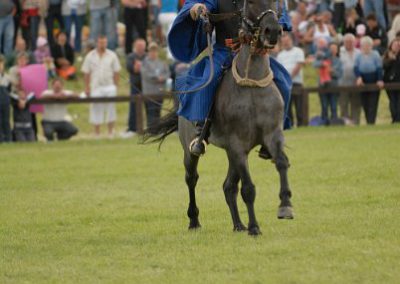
[241,0,282,51]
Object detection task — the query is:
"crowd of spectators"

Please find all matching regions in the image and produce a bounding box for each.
[277,0,400,126]
[0,0,399,143]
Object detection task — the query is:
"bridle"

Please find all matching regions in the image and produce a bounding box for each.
[240,9,279,55]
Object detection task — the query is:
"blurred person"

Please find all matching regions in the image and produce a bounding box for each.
[339,33,361,124]
[277,33,306,127]
[363,0,387,31]
[122,38,147,137]
[0,0,15,57]
[313,38,343,125]
[34,36,56,78]
[89,0,116,50]
[388,14,400,44]
[0,55,12,142]
[51,31,76,80]
[5,36,35,68]
[140,42,170,128]
[12,0,21,47]
[342,8,363,36]
[304,13,336,52]
[8,52,29,95]
[62,0,87,53]
[383,38,400,123]
[354,36,384,125]
[41,78,79,141]
[81,36,121,137]
[122,0,148,54]
[332,0,345,31]
[289,11,303,45]
[10,89,36,142]
[355,23,366,49]
[365,14,388,55]
[45,0,64,48]
[296,1,309,22]
[20,0,41,51]
[8,51,40,138]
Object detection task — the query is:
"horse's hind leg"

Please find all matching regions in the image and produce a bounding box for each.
[223,156,246,232]
[227,149,261,236]
[267,131,294,219]
[184,151,201,229]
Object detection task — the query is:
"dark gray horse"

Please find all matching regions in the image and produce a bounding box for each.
[145,0,293,236]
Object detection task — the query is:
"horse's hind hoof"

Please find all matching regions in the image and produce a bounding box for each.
[233,223,247,232]
[277,206,294,219]
[248,226,262,236]
[188,221,201,230]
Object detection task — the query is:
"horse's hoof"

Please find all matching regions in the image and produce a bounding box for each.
[277,206,294,219]
[188,221,201,230]
[248,226,262,236]
[233,223,247,232]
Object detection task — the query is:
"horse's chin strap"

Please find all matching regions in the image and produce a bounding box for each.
[232,54,274,88]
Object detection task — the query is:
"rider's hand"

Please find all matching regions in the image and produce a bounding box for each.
[190,3,207,21]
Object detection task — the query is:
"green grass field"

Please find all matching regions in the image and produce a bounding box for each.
[1,125,399,283]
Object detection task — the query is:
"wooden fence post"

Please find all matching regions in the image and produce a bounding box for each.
[135,95,144,134]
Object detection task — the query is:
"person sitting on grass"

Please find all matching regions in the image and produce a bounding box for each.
[41,78,79,141]
[51,31,76,80]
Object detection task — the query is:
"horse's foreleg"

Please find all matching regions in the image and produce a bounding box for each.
[223,157,246,232]
[228,149,261,236]
[184,152,201,229]
[269,134,294,219]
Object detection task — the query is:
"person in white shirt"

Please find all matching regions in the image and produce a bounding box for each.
[41,78,78,141]
[81,35,121,137]
[339,33,362,125]
[277,33,306,127]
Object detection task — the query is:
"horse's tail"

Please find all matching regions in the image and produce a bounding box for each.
[141,106,178,147]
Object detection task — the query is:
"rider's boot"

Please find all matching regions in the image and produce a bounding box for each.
[258,146,272,160]
[189,122,207,156]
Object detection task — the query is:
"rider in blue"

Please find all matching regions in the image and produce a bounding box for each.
[168,0,292,157]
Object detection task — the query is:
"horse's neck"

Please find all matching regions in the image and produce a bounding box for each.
[236,45,271,80]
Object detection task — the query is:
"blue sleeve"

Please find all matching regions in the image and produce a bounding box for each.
[168,0,217,63]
